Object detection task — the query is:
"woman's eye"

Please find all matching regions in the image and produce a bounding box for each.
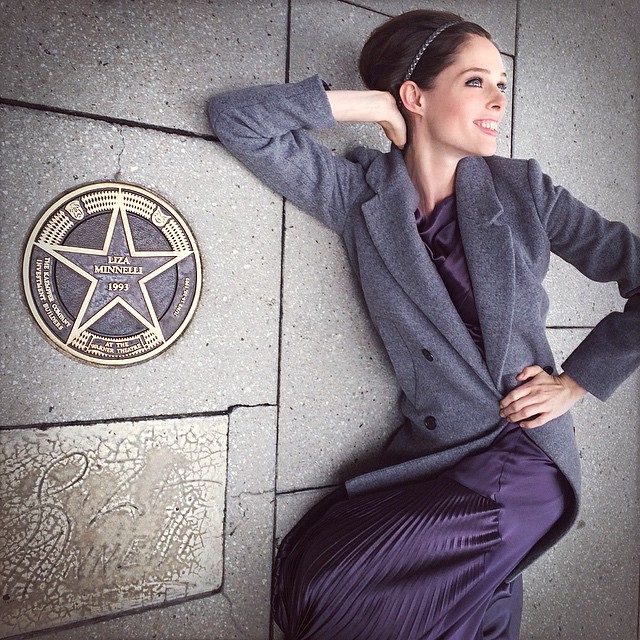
[466,77,509,94]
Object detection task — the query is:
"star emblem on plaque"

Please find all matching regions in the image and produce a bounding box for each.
[22,182,202,365]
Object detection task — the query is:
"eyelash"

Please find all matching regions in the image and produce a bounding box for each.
[466,77,508,94]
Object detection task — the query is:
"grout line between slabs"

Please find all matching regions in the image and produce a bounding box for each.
[511,0,521,159]
[268,1,293,637]
[0,97,217,142]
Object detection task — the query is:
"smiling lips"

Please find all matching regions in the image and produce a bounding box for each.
[475,120,500,137]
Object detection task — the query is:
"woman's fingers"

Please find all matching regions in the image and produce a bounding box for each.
[515,364,544,381]
[499,369,587,428]
[500,377,556,422]
[517,412,550,429]
[379,113,407,149]
[500,366,548,414]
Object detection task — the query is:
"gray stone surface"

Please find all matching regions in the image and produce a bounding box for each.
[0,415,228,638]
[28,406,278,640]
[1,1,639,638]
[277,204,402,492]
[513,18,640,636]
[514,0,640,328]
[290,0,513,158]
[354,0,517,54]
[277,1,514,493]
[521,329,639,639]
[0,107,281,425]
[0,0,287,135]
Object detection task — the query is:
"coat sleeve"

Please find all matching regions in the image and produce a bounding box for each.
[528,159,640,400]
[208,75,371,235]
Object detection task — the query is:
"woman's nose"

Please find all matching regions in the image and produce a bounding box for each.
[491,89,507,111]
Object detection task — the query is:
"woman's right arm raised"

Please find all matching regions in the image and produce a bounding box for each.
[208,75,404,234]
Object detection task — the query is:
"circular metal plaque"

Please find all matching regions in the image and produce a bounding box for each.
[23,182,202,366]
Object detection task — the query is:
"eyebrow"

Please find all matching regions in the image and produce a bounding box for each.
[459,67,508,78]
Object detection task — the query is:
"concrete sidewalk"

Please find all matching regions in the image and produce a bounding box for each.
[0,1,638,638]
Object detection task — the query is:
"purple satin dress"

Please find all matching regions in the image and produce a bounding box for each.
[272,198,570,640]
[415,195,485,356]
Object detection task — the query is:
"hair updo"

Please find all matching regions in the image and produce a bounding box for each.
[359,10,492,101]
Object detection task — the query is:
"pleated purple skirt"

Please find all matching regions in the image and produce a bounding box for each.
[272,424,570,640]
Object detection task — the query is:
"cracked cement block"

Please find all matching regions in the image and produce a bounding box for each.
[520,329,639,639]
[27,406,277,640]
[353,0,516,54]
[0,0,287,135]
[0,415,228,638]
[513,0,639,327]
[277,204,402,493]
[290,0,513,158]
[0,106,281,425]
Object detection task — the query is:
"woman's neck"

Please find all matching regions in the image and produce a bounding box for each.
[404,143,459,215]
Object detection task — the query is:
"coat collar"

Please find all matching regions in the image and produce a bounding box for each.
[360,150,515,392]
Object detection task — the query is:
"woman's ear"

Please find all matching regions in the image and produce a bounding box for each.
[399,81,426,116]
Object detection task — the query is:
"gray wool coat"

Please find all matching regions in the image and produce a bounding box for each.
[209,74,640,575]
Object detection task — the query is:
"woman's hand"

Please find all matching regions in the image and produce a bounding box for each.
[326,90,407,149]
[499,365,588,429]
[376,94,407,149]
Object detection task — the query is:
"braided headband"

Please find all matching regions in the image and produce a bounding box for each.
[403,21,461,81]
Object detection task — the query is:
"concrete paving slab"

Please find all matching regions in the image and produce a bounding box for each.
[513,0,639,327]
[26,405,277,640]
[2,1,637,638]
[278,1,513,493]
[353,0,517,54]
[0,0,287,135]
[544,256,626,328]
[521,329,639,639]
[290,0,513,158]
[0,415,228,638]
[277,204,402,493]
[0,106,281,425]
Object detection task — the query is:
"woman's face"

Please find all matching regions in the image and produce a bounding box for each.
[417,35,507,159]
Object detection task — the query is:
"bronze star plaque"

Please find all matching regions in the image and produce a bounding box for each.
[22,182,202,365]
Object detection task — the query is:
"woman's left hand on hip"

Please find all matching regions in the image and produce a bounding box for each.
[499,365,588,429]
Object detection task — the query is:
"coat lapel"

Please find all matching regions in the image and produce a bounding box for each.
[456,156,516,389]
[360,149,493,389]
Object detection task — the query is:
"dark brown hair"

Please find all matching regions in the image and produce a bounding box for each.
[359,10,492,101]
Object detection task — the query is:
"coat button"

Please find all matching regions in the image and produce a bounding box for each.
[424,415,437,430]
[421,348,433,361]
